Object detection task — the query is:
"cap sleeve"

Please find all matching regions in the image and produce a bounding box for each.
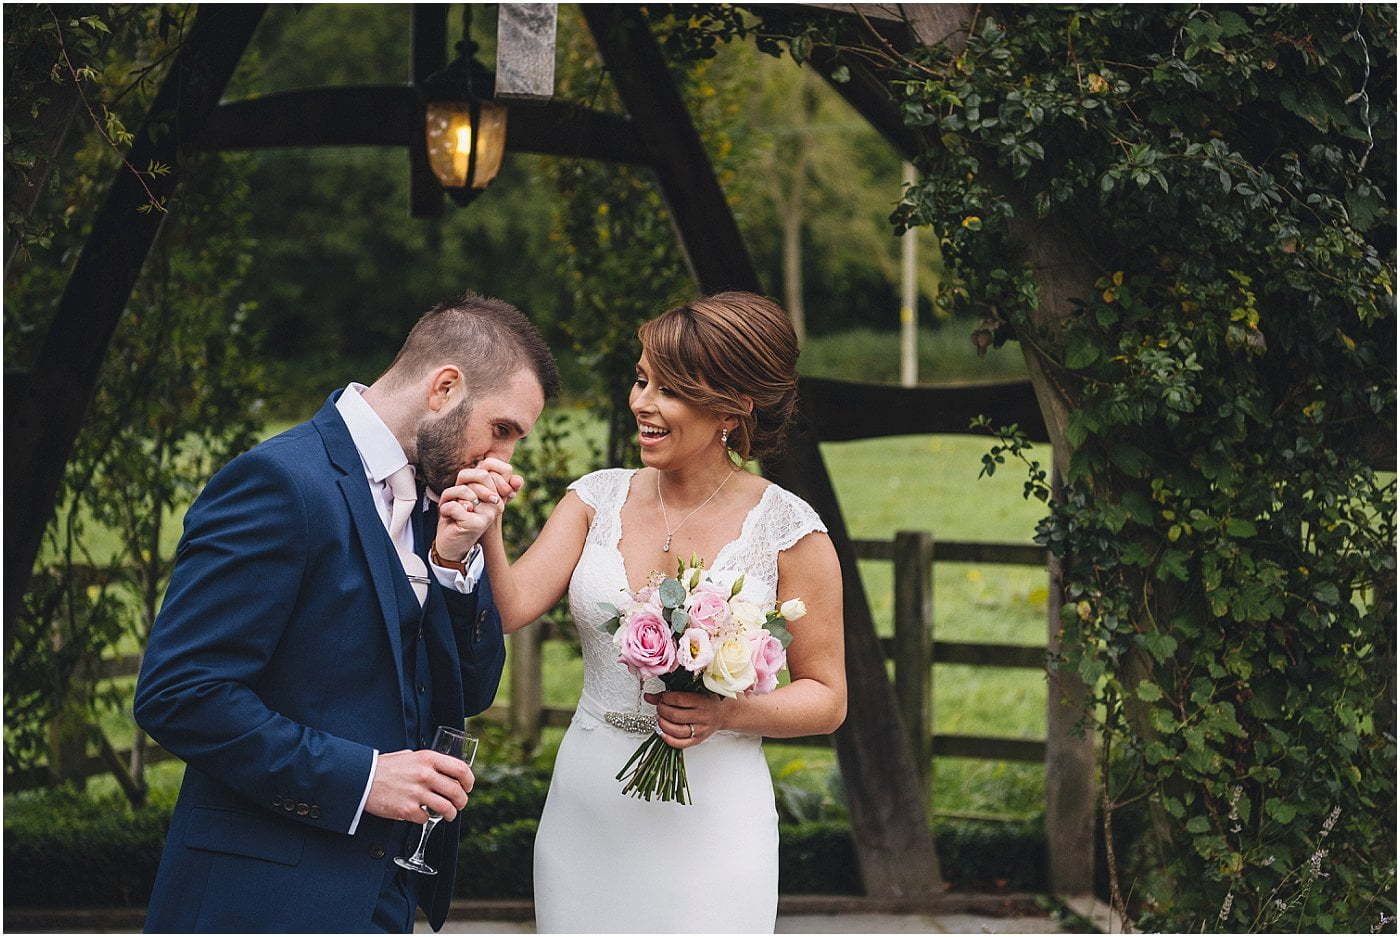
[566,469,636,549]
[770,487,829,553]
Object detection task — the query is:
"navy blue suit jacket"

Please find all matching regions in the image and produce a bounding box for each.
[134,394,506,932]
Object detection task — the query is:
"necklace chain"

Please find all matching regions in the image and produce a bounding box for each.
[656,468,735,553]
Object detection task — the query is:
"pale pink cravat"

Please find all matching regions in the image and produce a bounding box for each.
[386,465,429,604]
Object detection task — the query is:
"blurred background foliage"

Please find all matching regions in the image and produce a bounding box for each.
[4,3,1020,420]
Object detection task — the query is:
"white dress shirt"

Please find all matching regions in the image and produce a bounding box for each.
[335,383,485,834]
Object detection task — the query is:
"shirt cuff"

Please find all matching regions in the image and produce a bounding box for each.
[348,748,378,835]
[429,543,483,594]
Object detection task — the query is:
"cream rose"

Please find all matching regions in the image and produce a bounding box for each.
[728,598,766,632]
[703,635,757,698]
[780,598,808,621]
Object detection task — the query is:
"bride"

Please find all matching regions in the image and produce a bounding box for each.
[469,292,845,933]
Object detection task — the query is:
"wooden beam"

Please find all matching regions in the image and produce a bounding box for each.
[4,4,266,626]
[800,376,1049,443]
[188,88,652,165]
[580,6,760,292]
[410,4,448,217]
[496,4,558,101]
[580,6,943,898]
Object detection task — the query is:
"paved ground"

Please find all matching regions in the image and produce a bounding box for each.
[425,912,1066,933]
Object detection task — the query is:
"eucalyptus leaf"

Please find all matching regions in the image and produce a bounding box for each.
[659,578,686,609]
[669,607,689,634]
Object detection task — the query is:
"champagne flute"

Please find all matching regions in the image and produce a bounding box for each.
[393,725,479,875]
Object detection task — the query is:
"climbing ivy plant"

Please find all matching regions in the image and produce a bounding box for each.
[650,4,1396,930]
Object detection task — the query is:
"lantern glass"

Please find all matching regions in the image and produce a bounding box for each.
[471,102,507,189]
[425,100,509,191]
[426,101,473,189]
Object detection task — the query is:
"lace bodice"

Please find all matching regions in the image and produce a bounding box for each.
[565,468,827,718]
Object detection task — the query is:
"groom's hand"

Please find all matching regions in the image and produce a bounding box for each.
[436,460,522,560]
[365,749,474,822]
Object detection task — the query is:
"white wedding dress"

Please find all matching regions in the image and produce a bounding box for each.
[533,468,828,934]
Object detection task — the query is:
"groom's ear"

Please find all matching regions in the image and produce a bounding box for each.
[426,365,463,412]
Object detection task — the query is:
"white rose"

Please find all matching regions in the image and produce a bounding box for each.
[703,636,757,698]
[780,598,808,621]
[728,598,766,632]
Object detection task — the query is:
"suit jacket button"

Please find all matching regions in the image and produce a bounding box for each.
[272,796,283,808]
[284,801,295,812]
[476,609,487,640]
[296,802,310,816]
[310,806,321,819]
[370,844,386,859]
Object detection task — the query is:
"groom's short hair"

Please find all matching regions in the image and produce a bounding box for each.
[381,292,560,400]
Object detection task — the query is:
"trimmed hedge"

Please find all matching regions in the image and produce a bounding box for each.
[4,781,1050,907]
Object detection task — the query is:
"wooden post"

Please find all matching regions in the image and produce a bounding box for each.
[509,623,544,755]
[893,530,934,798]
[899,161,918,387]
[1045,465,1095,894]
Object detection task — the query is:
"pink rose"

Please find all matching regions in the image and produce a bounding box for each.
[686,584,732,635]
[676,628,715,673]
[615,609,677,679]
[745,631,786,695]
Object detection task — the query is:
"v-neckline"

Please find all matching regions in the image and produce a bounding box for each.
[611,469,774,596]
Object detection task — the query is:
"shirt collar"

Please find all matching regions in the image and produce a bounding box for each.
[335,383,410,485]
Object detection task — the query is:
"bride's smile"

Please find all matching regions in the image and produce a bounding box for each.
[629,349,733,471]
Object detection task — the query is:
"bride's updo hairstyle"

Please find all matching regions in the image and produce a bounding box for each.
[637,291,800,462]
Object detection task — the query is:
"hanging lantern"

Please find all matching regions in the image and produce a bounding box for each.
[420,9,507,204]
[424,98,507,192]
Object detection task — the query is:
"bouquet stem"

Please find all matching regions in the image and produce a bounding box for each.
[616,732,691,804]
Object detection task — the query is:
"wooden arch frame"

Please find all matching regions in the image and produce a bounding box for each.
[5,2,1089,902]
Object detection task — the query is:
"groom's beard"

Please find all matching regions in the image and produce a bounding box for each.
[416,399,473,496]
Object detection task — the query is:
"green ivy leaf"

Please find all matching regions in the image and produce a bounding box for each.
[1264,798,1297,825]
[1141,630,1178,663]
[1136,680,1163,702]
[1225,517,1257,538]
[1065,332,1100,369]
[1186,815,1211,834]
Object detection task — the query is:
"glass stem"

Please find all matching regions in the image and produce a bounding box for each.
[410,816,439,862]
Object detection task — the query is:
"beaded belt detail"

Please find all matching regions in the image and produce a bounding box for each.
[604,711,658,735]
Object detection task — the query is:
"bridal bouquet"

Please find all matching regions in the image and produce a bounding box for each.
[599,555,804,805]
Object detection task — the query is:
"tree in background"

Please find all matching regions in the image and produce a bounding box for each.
[716,43,942,344]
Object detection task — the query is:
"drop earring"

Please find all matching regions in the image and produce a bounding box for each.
[720,428,730,447]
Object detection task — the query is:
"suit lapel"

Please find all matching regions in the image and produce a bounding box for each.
[314,395,409,703]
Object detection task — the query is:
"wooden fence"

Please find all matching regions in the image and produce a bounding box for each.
[9,531,1094,896]
[13,532,1071,791]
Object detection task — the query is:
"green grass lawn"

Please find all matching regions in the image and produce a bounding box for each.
[38,408,1056,820]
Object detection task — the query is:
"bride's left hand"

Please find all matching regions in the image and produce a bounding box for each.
[644,691,729,749]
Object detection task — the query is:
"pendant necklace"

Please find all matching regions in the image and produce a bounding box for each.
[657,468,735,552]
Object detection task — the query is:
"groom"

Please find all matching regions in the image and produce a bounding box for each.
[134,293,558,932]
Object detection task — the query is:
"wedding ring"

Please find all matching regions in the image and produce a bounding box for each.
[688,724,696,739]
